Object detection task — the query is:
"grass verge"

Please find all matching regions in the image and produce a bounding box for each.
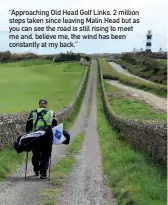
[99,59,167,97]
[97,76,167,205]
[38,134,84,205]
[104,81,167,121]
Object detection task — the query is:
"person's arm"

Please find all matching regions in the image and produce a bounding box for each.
[52,112,58,127]
[25,111,34,133]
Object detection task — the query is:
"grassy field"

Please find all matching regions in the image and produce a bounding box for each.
[0,59,85,113]
[99,59,167,97]
[97,80,167,205]
[104,81,167,121]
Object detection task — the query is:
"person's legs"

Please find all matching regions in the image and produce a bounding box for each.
[39,127,53,179]
[39,145,52,179]
[40,152,50,178]
[32,149,40,175]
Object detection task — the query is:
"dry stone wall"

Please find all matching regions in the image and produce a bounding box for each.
[97,59,167,165]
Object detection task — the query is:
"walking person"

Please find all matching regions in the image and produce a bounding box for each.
[25,99,57,179]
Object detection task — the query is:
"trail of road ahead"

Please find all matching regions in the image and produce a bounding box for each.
[109,61,154,83]
[107,80,167,113]
[0,65,93,205]
[59,60,116,205]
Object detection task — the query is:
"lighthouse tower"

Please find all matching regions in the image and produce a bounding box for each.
[146,30,152,52]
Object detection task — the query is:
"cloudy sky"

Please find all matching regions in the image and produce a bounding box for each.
[0,0,167,54]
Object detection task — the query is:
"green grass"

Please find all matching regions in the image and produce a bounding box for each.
[97,79,167,205]
[104,80,123,94]
[110,99,167,121]
[38,134,84,205]
[99,58,120,80]
[99,59,167,97]
[0,145,32,181]
[0,59,85,113]
[156,59,167,66]
[104,81,167,121]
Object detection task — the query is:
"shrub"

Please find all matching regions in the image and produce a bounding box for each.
[0,51,39,62]
[53,51,81,62]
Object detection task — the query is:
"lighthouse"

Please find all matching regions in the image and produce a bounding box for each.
[146,30,152,52]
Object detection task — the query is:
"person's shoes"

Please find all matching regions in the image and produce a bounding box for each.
[40,174,47,179]
[34,171,39,176]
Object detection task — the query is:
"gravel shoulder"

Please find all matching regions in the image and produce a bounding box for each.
[106,80,167,113]
[0,65,93,205]
[59,60,116,205]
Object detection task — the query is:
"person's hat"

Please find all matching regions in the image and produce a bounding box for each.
[39,99,48,104]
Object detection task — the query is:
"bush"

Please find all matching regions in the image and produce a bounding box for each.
[0,51,12,62]
[0,51,39,62]
[81,55,91,62]
[53,51,81,62]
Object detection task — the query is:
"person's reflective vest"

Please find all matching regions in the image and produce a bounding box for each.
[32,108,54,131]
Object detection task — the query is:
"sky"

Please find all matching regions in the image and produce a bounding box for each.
[0,0,167,54]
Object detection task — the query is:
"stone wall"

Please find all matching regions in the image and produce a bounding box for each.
[0,66,89,149]
[97,59,167,165]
